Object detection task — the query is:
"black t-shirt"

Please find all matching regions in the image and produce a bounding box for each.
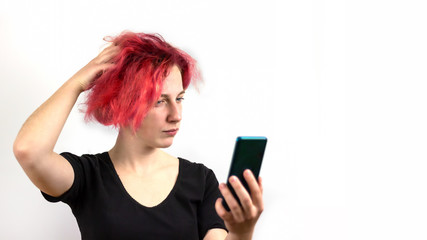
[42,152,226,240]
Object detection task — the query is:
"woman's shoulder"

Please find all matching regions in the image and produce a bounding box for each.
[178,156,207,169]
[60,151,107,159]
[178,157,217,179]
[59,151,111,167]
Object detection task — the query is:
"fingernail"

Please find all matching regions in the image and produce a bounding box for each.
[230,176,237,183]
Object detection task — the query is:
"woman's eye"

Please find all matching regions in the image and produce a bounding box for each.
[176,97,185,103]
[156,99,166,106]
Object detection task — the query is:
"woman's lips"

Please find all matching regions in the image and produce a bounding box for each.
[163,128,179,136]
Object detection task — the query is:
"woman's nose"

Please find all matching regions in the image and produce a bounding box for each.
[167,103,182,122]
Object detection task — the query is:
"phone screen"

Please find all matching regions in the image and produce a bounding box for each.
[222,136,267,211]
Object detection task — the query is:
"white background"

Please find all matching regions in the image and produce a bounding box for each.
[1,0,426,239]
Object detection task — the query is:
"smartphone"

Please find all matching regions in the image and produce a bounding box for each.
[222,136,267,211]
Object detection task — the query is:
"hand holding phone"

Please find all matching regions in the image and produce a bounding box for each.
[221,136,267,211]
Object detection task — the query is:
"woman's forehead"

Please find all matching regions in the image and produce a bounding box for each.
[162,65,184,95]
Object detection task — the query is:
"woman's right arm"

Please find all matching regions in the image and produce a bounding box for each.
[13,45,118,197]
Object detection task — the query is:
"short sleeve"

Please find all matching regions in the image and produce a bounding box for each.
[41,152,84,206]
[197,168,227,238]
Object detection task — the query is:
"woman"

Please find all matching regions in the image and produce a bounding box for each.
[13,32,263,240]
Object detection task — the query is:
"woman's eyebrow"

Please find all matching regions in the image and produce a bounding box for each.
[160,90,186,98]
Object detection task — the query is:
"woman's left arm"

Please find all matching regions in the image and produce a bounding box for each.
[204,170,264,240]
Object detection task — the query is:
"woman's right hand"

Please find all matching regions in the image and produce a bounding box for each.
[70,44,120,92]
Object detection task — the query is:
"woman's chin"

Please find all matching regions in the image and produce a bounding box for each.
[157,139,174,149]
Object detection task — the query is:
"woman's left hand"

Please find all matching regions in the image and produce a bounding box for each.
[215,170,264,240]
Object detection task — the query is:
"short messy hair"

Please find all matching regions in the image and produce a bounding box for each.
[84,31,200,131]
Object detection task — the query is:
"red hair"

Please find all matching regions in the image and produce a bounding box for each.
[84,31,200,131]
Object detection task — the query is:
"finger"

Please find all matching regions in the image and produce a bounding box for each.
[92,62,115,81]
[228,175,255,219]
[215,198,235,224]
[97,45,120,64]
[244,170,264,211]
[99,42,117,53]
[218,182,245,223]
[102,44,120,55]
[258,176,263,194]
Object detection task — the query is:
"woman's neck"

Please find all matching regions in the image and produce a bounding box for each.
[108,129,167,175]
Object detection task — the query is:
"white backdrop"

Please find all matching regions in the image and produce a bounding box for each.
[1,0,426,239]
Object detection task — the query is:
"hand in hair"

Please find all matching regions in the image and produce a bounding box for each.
[70,44,120,92]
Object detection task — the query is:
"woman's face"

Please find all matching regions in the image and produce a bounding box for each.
[135,65,185,148]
